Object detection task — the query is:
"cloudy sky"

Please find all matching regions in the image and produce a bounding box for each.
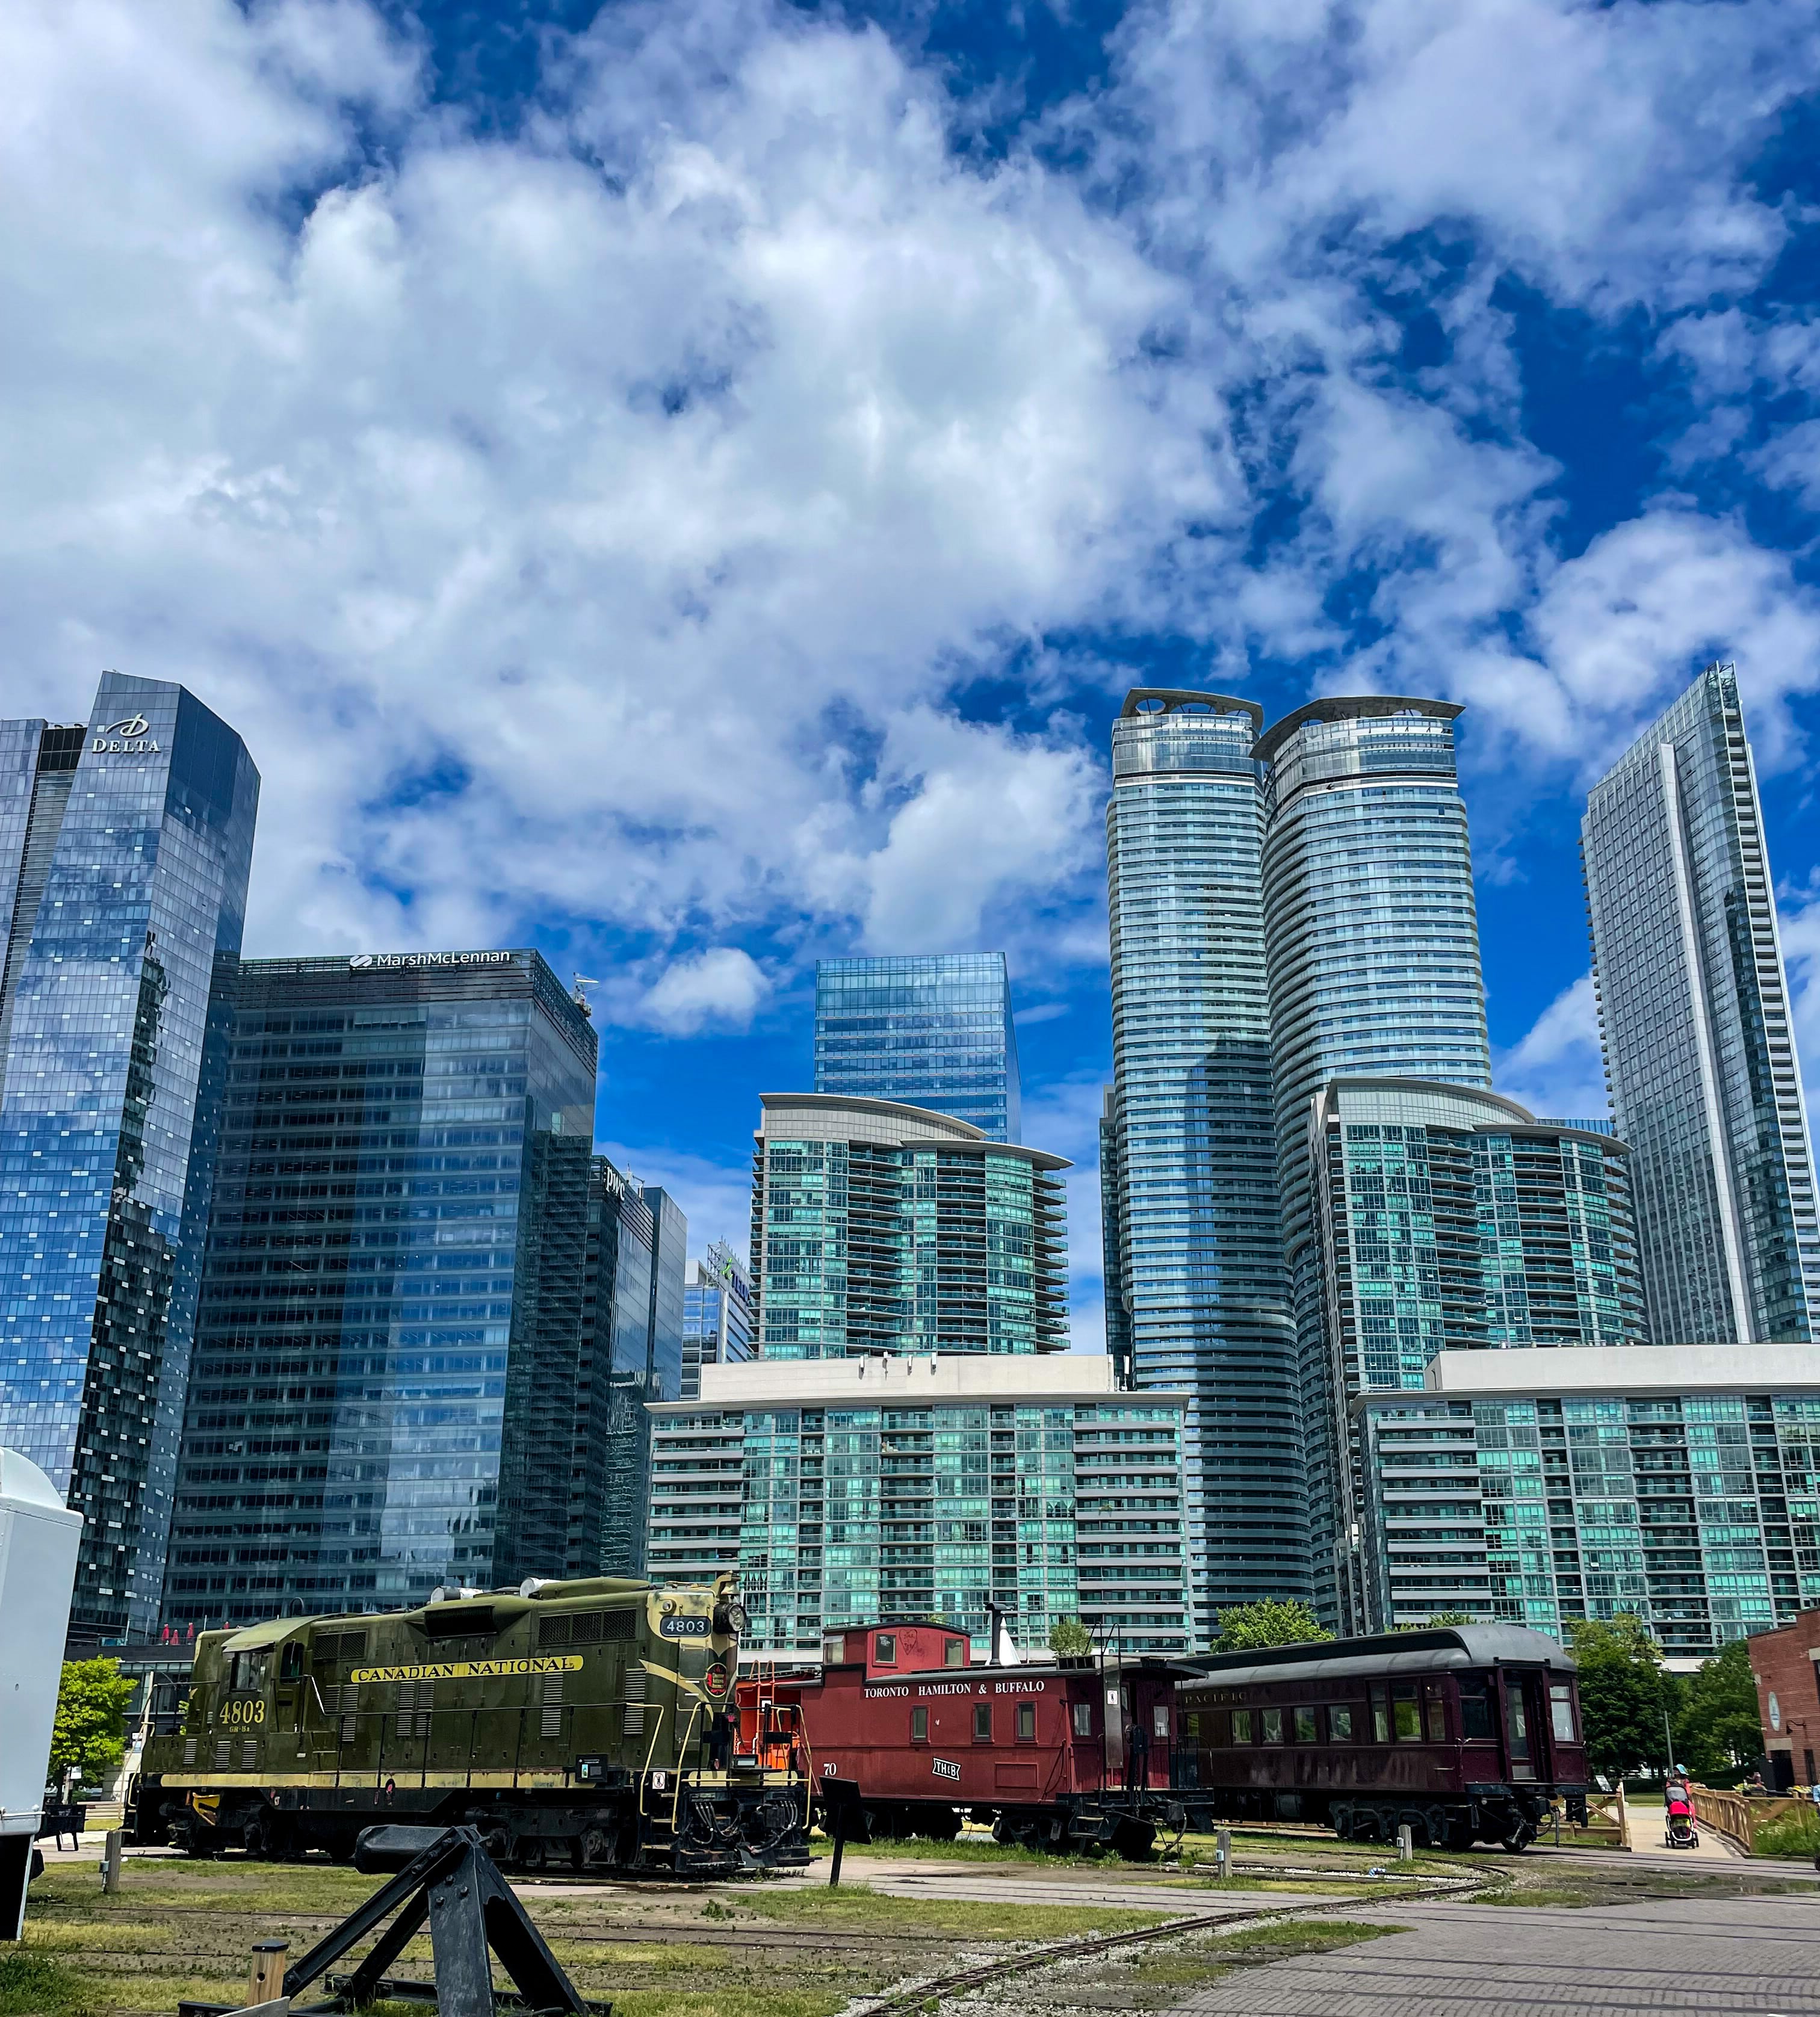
[7,0,1820,1349]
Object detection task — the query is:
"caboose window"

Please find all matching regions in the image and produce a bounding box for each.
[823,1636,846,1664]
[973,1703,992,1742]
[1550,1684,1576,1741]
[1260,1709,1283,1744]
[1293,1707,1318,1744]
[912,1707,929,1742]
[1391,1685,1421,1741]
[1017,1702,1036,1741]
[944,1639,965,1669]
[1232,1710,1253,1743]
[1329,1705,1354,1741]
[1458,1675,1494,1741]
[875,1634,897,1665]
[1073,1702,1094,1737]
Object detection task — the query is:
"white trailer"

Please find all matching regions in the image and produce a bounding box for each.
[0,1448,82,1939]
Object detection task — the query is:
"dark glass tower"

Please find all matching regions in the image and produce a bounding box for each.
[814,954,1022,1141]
[0,673,258,1640]
[158,951,596,1630]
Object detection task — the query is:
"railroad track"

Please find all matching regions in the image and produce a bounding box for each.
[850,1872,1487,2017]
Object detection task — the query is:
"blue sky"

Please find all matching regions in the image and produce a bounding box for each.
[5,0,1820,1350]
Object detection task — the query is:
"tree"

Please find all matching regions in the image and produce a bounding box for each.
[1565,1616,1677,1783]
[1048,1618,1093,1658]
[48,1659,137,1789]
[1394,1613,1476,1631]
[1674,1639,1763,1780]
[1213,1601,1332,1654]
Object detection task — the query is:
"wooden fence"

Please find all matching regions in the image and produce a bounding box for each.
[1689,1783,1811,1853]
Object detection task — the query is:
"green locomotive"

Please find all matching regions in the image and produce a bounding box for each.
[125,1574,807,1876]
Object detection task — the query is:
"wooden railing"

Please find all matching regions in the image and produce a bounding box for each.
[1689,1783,1808,1853]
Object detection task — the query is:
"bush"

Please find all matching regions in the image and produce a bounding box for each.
[1751,1807,1820,1859]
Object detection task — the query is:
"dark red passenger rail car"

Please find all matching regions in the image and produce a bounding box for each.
[1174,1623,1588,1850]
[737,1622,1189,1858]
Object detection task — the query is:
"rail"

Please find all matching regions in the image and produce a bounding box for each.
[1690,1783,1808,1853]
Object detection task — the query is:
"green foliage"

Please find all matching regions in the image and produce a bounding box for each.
[1212,1601,1332,1654]
[0,1951,84,2016]
[1565,1615,1677,1782]
[1047,1617,1093,1658]
[1749,1806,1820,1858]
[1673,1639,1763,1779]
[1394,1613,1476,1631]
[48,1659,137,1786]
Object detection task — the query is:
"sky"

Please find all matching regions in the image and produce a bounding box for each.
[5,0,1820,1354]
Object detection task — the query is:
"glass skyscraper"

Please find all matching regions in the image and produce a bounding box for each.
[681,1238,756,1401]
[159,950,596,1631]
[0,673,258,1640]
[1582,663,1820,1344]
[1103,689,1305,1643]
[814,954,1021,1141]
[1255,697,1492,1629]
[750,1094,1069,1359]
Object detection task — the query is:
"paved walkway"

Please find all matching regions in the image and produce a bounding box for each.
[1175,1893,1820,2013]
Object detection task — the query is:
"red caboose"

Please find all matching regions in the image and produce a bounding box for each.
[737,1622,1187,1858]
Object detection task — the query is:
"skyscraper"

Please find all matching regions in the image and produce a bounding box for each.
[749,1094,1069,1358]
[813,954,1021,1141]
[577,1159,687,1580]
[1255,697,1491,1628]
[1104,689,1304,1643]
[159,950,596,1631]
[681,1238,756,1401]
[0,673,258,1640]
[1582,663,1820,1344]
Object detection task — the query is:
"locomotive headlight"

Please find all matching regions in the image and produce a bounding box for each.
[661,1598,677,1616]
[714,1601,749,1636]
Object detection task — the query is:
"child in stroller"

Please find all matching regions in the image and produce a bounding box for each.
[1663,1779,1699,1849]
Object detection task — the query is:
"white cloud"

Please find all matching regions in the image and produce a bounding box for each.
[598,1139,755,1265]
[640,947,771,1033]
[1493,973,1611,1123]
[1781,877,1820,1111]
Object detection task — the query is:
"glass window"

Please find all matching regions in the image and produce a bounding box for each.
[1294,1707,1319,1744]
[823,1636,846,1664]
[944,1639,965,1669]
[1153,1705,1168,1740]
[911,1706,928,1742]
[1072,1702,1094,1738]
[1370,1685,1390,1743]
[278,1644,304,1684]
[875,1634,896,1665]
[1392,1684,1421,1741]
[1458,1676,1494,1741]
[1329,1705,1354,1741]
[1425,1691,1447,1743]
[1183,1712,1199,1739]
[974,1702,992,1742]
[1261,1708,1284,1744]
[1017,1701,1036,1741]
[1550,1684,1576,1742]
[1233,1710,1253,1744]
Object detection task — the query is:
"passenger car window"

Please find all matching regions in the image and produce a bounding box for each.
[974,1703,992,1742]
[1550,1684,1576,1741]
[1294,1707,1318,1744]
[1329,1705,1354,1741]
[1392,1685,1421,1741]
[1073,1702,1094,1737]
[1370,1685,1390,1743]
[1261,1708,1284,1744]
[1425,1690,1447,1742]
[1458,1676,1494,1741]
[1018,1702,1036,1741]
[911,1707,929,1741]
[1233,1710,1253,1743]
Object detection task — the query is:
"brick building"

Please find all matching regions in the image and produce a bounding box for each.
[1750,1610,1820,1789]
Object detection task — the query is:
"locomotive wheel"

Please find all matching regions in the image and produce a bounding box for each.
[242,1812,274,1859]
[580,1826,613,1867]
[516,1838,548,1872]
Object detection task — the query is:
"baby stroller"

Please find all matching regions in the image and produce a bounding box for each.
[1663,1779,1699,1849]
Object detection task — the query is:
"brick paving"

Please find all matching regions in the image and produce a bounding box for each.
[1174,1894,1820,2013]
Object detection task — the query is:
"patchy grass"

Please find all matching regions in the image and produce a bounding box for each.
[0,1953,87,2017]
[729,1883,1175,1942]
[1485,1863,1809,1910]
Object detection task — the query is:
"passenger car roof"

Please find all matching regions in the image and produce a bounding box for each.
[1181,1624,1574,1690]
